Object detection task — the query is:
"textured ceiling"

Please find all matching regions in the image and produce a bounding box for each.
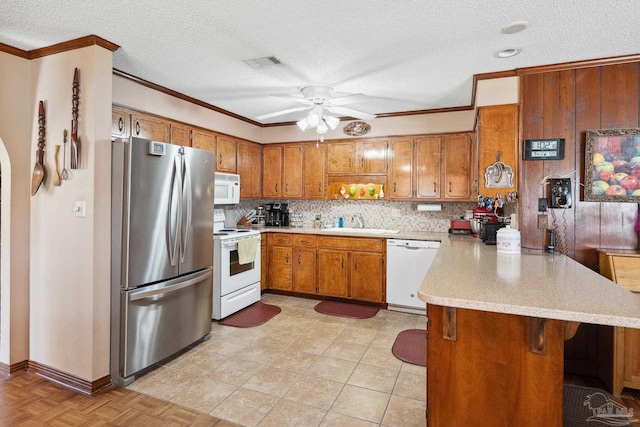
[2,1,639,124]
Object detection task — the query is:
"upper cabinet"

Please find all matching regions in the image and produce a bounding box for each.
[169,122,192,146]
[131,112,170,142]
[477,104,519,196]
[262,143,325,199]
[388,133,475,201]
[216,135,237,173]
[236,140,262,199]
[112,106,130,139]
[327,139,387,174]
[192,129,216,153]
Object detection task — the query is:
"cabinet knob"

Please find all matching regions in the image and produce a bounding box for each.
[354,257,358,270]
[286,253,289,263]
[275,183,278,193]
[393,182,397,193]
[434,182,437,193]
[285,183,288,193]
[318,183,321,192]
[298,254,301,264]
[449,182,452,192]
[219,153,223,165]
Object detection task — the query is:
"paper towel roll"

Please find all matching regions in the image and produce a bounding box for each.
[417,204,442,212]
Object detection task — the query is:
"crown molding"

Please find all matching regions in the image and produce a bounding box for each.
[0,42,29,58]
[113,68,263,127]
[517,53,640,75]
[0,35,119,60]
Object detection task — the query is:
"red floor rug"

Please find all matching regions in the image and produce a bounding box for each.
[314,301,379,319]
[219,302,281,328]
[392,329,426,366]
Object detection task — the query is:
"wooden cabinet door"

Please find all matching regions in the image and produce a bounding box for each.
[350,252,384,303]
[293,247,316,294]
[169,123,191,146]
[478,104,518,195]
[624,328,640,386]
[303,145,325,198]
[355,139,387,174]
[388,137,413,199]
[216,135,237,172]
[237,140,262,199]
[112,107,130,139]
[270,245,292,290]
[317,249,348,298]
[192,129,216,153]
[131,113,169,142]
[327,142,355,174]
[442,134,472,199]
[261,239,268,290]
[415,136,441,199]
[262,146,282,198]
[283,146,303,198]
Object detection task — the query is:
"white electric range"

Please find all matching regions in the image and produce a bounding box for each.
[212,209,261,320]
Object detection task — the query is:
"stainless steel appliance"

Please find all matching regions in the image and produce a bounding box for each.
[214,172,240,205]
[111,137,215,386]
[386,239,440,314]
[265,202,289,226]
[212,209,261,320]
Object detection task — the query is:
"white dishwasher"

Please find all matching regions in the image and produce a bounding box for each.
[386,239,440,314]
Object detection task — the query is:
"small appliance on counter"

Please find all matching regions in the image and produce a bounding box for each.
[482,222,506,245]
[449,219,472,235]
[265,202,290,227]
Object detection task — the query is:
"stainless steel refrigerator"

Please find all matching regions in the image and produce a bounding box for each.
[110,137,214,386]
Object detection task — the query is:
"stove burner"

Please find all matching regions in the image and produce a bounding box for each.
[236,230,250,233]
[214,232,229,236]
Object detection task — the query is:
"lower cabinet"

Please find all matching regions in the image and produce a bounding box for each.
[265,232,385,303]
[317,249,349,298]
[598,249,640,395]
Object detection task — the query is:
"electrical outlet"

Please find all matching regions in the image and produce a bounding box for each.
[537,214,549,229]
[538,198,548,212]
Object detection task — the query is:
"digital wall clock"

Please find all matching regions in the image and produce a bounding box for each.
[523,138,565,160]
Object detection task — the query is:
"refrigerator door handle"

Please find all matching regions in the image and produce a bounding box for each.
[180,154,192,263]
[167,156,182,266]
[129,269,212,301]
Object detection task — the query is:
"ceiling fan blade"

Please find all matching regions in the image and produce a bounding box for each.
[326,106,376,121]
[255,105,311,120]
[329,94,369,106]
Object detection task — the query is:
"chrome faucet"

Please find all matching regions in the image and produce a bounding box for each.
[352,214,365,228]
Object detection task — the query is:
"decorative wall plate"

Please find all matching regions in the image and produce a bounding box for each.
[343,121,371,136]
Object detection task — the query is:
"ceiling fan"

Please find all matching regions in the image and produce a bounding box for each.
[255,85,376,133]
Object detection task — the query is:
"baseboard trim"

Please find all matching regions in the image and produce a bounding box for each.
[28,361,112,395]
[0,359,28,375]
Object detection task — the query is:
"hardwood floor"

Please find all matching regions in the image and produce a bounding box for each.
[0,371,240,426]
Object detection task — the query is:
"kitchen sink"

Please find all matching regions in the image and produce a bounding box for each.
[323,227,400,234]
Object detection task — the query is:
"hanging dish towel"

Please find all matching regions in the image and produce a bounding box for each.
[238,237,258,264]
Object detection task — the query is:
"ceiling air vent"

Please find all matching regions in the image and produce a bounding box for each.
[243,56,283,69]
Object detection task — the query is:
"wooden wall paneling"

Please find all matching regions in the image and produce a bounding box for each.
[599,63,639,250]
[574,67,603,269]
[520,73,546,249]
[543,70,577,258]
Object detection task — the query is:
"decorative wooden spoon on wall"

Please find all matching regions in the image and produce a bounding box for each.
[53,145,61,186]
[31,100,46,196]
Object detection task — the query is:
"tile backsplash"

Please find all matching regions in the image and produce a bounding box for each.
[224,199,488,232]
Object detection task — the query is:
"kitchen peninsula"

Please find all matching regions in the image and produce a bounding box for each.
[418,237,640,426]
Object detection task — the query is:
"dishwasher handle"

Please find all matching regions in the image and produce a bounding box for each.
[387,239,441,249]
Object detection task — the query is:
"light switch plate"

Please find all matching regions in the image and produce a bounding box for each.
[74,201,86,217]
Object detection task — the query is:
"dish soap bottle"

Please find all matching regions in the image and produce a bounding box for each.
[379,184,385,198]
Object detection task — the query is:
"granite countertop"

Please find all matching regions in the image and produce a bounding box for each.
[258,226,640,328]
[417,236,640,328]
[257,226,447,241]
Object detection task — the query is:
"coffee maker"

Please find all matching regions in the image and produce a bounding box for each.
[265,202,290,227]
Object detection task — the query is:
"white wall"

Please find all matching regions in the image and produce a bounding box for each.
[29,45,113,380]
[0,51,31,368]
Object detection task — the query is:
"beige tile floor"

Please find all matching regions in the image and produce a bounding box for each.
[128,294,427,427]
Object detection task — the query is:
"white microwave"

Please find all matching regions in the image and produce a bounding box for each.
[214,172,240,205]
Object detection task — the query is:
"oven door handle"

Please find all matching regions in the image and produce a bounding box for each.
[221,236,260,248]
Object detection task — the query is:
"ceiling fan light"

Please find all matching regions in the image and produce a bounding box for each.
[297,118,309,131]
[324,115,339,129]
[316,120,328,134]
[307,111,320,127]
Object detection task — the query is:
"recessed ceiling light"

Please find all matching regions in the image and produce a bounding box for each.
[495,48,522,58]
[502,21,528,34]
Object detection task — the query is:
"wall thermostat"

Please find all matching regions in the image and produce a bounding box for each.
[523,138,565,160]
